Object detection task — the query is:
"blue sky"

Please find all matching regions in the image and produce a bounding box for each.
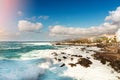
[0,0,120,41]
[20,0,119,27]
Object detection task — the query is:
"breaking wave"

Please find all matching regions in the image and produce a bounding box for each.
[0,42,120,80]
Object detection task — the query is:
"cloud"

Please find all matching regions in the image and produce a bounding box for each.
[49,23,117,37]
[38,16,49,20]
[49,6,120,38]
[17,11,23,16]
[25,16,49,21]
[18,20,43,32]
[105,7,120,23]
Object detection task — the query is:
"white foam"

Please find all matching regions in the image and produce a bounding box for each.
[0,47,21,50]
[20,46,120,80]
[38,58,53,69]
[22,42,52,46]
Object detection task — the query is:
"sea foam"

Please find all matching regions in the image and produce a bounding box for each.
[20,46,120,80]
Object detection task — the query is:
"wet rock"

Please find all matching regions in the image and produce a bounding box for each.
[86,45,90,47]
[117,76,120,79]
[54,57,57,60]
[86,51,89,53]
[101,59,106,64]
[77,55,82,57]
[58,59,61,62]
[81,48,86,51]
[109,60,120,73]
[60,63,65,67]
[51,52,58,56]
[88,50,96,52]
[96,43,106,48]
[71,58,74,61]
[71,55,82,57]
[68,63,76,67]
[93,52,120,72]
[76,58,92,67]
[86,57,90,59]
[63,56,67,59]
[68,54,71,56]
[61,52,66,54]
[71,55,76,57]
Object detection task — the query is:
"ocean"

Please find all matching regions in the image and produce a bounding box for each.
[0,41,68,80]
[0,41,119,80]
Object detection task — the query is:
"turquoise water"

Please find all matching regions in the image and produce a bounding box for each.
[0,42,72,80]
[0,42,55,59]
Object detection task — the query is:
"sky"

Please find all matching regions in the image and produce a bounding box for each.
[0,0,120,41]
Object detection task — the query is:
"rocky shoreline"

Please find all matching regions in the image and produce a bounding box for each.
[52,42,120,74]
[51,51,93,68]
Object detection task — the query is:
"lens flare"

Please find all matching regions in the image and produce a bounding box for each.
[0,0,19,24]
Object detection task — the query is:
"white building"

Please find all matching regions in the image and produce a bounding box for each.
[116,29,120,42]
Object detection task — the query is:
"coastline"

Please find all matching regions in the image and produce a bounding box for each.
[0,41,120,80]
[52,41,120,72]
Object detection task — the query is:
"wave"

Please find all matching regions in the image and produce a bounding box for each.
[0,59,45,80]
[22,42,52,46]
[0,47,22,50]
[0,45,120,80]
[0,44,56,59]
[21,46,120,80]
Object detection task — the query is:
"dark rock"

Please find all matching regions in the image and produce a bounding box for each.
[58,59,61,62]
[68,63,76,67]
[101,59,106,64]
[96,43,106,48]
[88,50,94,52]
[61,52,66,54]
[76,58,92,67]
[86,57,90,59]
[71,55,82,57]
[55,43,61,45]
[109,60,120,72]
[77,55,82,57]
[86,51,89,53]
[63,56,67,59]
[54,57,57,60]
[60,63,65,67]
[93,52,120,72]
[51,52,58,56]
[117,76,120,79]
[71,58,74,61]
[81,48,86,51]
[86,45,90,47]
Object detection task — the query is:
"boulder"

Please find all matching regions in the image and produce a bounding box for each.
[76,58,92,67]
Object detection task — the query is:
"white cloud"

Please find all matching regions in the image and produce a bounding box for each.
[49,6,120,38]
[105,7,120,23]
[49,23,117,37]
[17,11,23,16]
[18,20,43,32]
[25,16,49,21]
[38,16,49,20]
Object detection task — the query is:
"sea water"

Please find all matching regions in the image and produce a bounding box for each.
[0,41,71,80]
[0,41,119,80]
